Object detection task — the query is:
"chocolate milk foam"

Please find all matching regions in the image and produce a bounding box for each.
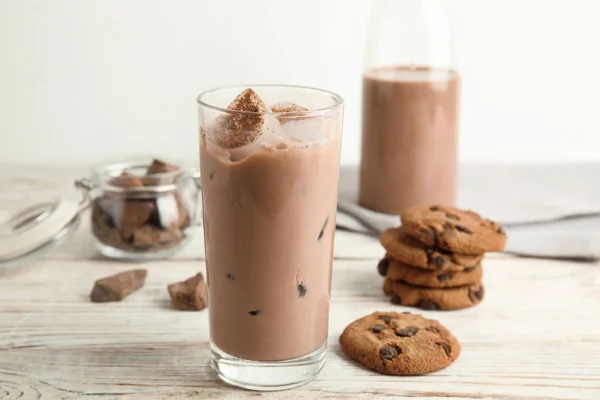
[200,117,341,361]
[359,67,460,215]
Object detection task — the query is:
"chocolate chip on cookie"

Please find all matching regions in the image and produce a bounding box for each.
[380,228,483,272]
[377,257,391,277]
[390,293,403,305]
[385,259,483,288]
[379,345,401,360]
[395,326,419,337]
[384,279,485,311]
[401,205,507,254]
[339,311,461,375]
[468,285,485,303]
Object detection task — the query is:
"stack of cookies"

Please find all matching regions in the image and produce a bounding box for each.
[378,205,507,311]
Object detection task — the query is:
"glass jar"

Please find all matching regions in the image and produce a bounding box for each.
[77,157,201,260]
[359,0,460,215]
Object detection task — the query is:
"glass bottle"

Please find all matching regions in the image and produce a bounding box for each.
[359,0,460,215]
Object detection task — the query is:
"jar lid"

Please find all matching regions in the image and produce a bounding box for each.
[0,198,81,267]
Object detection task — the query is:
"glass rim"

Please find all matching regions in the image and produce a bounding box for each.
[196,84,344,116]
[89,156,192,193]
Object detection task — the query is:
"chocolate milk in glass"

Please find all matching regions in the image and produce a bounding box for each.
[198,86,343,391]
[360,0,459,214]
[359,67,460,214]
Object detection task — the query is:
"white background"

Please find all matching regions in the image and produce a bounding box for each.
[1,0,599,167]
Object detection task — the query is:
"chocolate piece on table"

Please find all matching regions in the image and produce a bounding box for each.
[144,159,180,186]
[90,269,148,303]
[168,273,207,311]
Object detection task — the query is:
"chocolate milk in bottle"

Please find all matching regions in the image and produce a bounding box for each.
[359,0,460,215]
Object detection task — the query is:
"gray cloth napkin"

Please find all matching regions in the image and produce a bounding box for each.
[337,164,600,261]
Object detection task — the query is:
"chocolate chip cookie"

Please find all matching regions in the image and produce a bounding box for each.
[400,205,507,254]
[384,279,485,310]
[380,227,483,272]
[385,259,483,288]
[339,311,461,375]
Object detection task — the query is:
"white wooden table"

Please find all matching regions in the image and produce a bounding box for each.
[1,167,599,400]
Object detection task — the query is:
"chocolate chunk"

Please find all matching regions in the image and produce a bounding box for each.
[417,299,441,311]
[390,294,402,305]
[90,269,147,302]
[445,212,460,220]
[91,159,190,255]
[377,258,390,277]
[419,227,436,240]
[432,256,445,270]
[497,226,505,235]
[425,326,440,333]
[437,274,451,283]
[248,309,261,316]
[297,281,307,298]
[109,172,145,189]
[147,159,180,175]
[167,273,207,311]
[442,222,453,231]
[226,273,235,280]
[402,311,411,314]
[455,225,472,234]
[144,159,180,186]
[379,345,401,360]
[371,324,386,334]
[121,200,156,238]
[92,220,124,249]
[380,316,392,325]
[463,265,477,273]
[429,205,441,211]
[92,202,116,228]
[132,225,184,248]
[395,326,419,337]
[318,217,329,241]
[437,342,452,357]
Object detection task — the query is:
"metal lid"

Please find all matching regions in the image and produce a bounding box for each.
[0,198,82,267]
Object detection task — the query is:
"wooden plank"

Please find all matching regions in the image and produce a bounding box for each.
[1,258,599,399]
